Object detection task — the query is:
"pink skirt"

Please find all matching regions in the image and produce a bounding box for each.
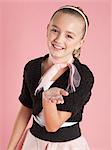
[21,129,90,150]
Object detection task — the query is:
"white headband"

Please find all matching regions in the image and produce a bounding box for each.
[59,6,88,38]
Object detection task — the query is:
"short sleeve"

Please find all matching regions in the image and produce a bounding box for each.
[18,64,33,108]
[57,65,94,115]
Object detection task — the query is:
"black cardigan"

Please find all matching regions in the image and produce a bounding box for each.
[19,53,94,122]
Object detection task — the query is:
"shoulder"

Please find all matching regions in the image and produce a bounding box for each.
[74,57,94,83]
[24,53,49,71]
[24,56,42,72]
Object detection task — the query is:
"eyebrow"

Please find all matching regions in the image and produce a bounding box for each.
[51,25,76,36]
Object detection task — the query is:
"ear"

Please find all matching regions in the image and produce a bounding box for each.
[80,39,85,47]
[46,24,50,37]
[76,39,85,50]
[47,24,49,30]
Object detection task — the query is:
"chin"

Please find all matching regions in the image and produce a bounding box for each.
[49,51,65,58]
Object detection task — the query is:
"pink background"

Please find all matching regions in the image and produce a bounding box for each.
[0,0,111,150]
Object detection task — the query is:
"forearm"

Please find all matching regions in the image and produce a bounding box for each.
[43,100,60,132]
[42,88,71,132]
[7,105,32,150]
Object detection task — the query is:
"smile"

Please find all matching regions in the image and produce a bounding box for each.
[52,44,64,51]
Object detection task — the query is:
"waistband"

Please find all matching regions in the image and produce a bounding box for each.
[30,119,81,142]
[33,114,78,128]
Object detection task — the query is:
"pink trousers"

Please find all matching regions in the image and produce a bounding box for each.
[21,129,90,150]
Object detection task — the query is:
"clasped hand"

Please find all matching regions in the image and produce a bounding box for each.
[42,87,69,104]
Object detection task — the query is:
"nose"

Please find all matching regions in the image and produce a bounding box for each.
[54,33,64,43]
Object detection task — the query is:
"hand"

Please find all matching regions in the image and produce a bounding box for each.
[42,87,69,104]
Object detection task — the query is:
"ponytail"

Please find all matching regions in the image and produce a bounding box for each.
[72,48,81,59]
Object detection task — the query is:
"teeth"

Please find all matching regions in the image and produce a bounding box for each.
[53,44,63,50]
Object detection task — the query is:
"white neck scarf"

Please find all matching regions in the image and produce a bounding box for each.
[34,54,81,95]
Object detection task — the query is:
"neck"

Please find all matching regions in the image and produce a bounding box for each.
[48,54,74,64]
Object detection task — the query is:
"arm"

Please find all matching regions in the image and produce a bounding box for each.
[42,87,72,132]
[7,104,32,150]
[42,65,94,133]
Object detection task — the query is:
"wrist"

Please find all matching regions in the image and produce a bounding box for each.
[7,144,16,150]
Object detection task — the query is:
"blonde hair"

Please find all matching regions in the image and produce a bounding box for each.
[72,48,81,59]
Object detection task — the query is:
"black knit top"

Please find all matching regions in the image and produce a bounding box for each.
[19,53,94,142]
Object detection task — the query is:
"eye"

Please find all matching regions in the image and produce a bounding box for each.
[67,35,73,39]
[50,28,58,32]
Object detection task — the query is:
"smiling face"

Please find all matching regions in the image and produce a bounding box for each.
[47,12,85,61]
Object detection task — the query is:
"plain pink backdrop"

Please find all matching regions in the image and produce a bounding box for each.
[0,0,111,150]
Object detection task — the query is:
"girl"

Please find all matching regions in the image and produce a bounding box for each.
[8,5,94,150]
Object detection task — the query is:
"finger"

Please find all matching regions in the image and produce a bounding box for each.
[51,99,64,104]
[55,96,64,104]
[57,100,64,104]
[51,99,57,103]
[51,96,64,104]
[60,89,69,96]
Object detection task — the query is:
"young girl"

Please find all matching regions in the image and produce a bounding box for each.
[8,5,94,150]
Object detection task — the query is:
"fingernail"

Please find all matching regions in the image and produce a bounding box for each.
[66,92,69,95]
